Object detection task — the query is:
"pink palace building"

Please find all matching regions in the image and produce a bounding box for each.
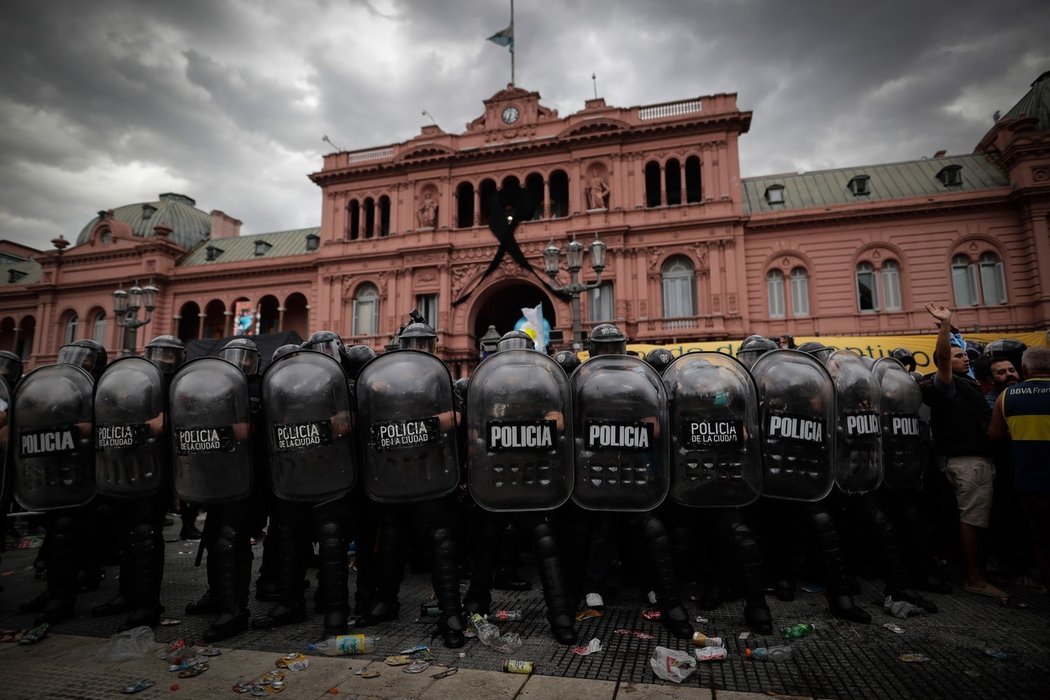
[1,72,1049,376]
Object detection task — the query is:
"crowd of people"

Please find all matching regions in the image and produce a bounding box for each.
[1,302,1046,653]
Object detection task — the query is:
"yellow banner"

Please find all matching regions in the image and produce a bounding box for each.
[624,331,1049,371]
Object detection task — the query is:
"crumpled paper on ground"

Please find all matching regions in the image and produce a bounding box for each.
[571,638,603,656]
[884,595,924,619]
[649,646,697,684]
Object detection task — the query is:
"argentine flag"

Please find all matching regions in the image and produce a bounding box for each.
[487,25,514,53]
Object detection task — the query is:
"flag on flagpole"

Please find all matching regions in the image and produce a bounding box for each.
[487,25,514,53]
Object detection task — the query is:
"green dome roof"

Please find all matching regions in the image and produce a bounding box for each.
[75,193,211,248]
[1001,70,1050,132]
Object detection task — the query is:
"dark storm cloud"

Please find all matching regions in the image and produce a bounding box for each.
[1,0,1047,251]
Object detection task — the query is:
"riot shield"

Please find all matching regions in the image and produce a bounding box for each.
[872,358,924,491]
[826,351,883,494]
[355,350,460,503]
[169,357,253,505]
[0,376,11,507]
[663,352,761,508]
[12,364,96,510]
[94,356,167,499]
[751,349,835,502]
[467,350,572,512]
[571,354,668,511]
[263,350,356,502]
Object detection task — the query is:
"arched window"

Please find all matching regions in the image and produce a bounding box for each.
[378,196,390,237]
[790,267,810,317]
[766,270,785,318]
[644,161,662,207]
[363,198,375,238]
[91,310,107,344]
[525,173,545,219]
[979,252,1007,305]
[685,156,702,203]
[665,158,682,206]
[951,255,980,307]
[662,256,696,318]
[63,312,78,345]
[455,182,475,228]
[881,260,902,311]
[549,170,569,218]
[856,262,879,312]
[352,284,379,337]
[587,281,615,322]
[348,200,360,240]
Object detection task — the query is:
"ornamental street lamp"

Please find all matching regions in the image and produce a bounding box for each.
[543,234,607,350]
[112,283,159,355]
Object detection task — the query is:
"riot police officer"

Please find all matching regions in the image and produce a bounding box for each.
[749,347,870,623]
[354,320,468,647]
[253,330,357,637]
[463,330,577,643]
[15,339,107,624]
[569,324,693,639]
[174,338,261,642]
[91,335,184,629]
[662,350,772,634]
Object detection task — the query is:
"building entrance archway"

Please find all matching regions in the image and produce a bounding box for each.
[471,281,557,350]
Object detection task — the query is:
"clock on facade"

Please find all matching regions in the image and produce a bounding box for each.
[501,105,520,124]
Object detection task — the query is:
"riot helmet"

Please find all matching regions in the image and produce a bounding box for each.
[302,330,344,360]
[797,341,836,365]
[497,330,534,352]
[271,343,300,364]
[0,350,23,386]
[57,339,109,380]
[343,344,377,380]
[587,323,627,356]
[399,321,437,353]
[552,349,581,374]
[983,338,1027,378]
[644,348,676,375]
[889,347,916,373]
[220,337,260,376]
[144,335,185,375]
[736,334,777,369]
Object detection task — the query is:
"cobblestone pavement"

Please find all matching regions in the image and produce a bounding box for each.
[0,517,1048,699]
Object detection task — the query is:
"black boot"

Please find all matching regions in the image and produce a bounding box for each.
[729,514,773,635]
[121,523,164,630]
[37,515,77,626]
[253,522,308,629]
[640,515,693,640]
[356,516,403,627]
[532,520,577,645]
[93,541,134,617]
[203,525,250,642]
[744,599,773,634]
[432,526,466,649]
[317,520,350,637]
[811,508,870,624]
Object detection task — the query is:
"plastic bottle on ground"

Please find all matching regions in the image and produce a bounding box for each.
[747,645,794,662]
[778,622,814,639]
[488,610,523,622]
[307,634,378,656]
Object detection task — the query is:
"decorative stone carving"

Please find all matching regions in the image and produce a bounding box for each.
[1033,166,1049,182]
[451,263,484,298]
[648,248,661,271]
[693,242,708,268]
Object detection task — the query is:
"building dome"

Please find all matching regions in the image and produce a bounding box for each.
[999,70,1050,132]
[75,192,211,249]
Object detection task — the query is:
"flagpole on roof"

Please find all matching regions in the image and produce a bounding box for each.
[486,2,515,86]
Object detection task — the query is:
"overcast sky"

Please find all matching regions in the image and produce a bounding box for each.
[2,0,1048,252]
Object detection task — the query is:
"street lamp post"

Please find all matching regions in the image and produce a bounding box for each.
[112,283,159,356]
[543,234,607,350]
